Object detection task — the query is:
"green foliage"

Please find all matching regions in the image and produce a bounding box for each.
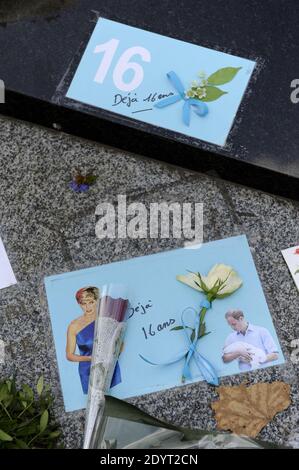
[186,66,241,103]
[170,325,193,333]
[200,86,227,102]
[207,67,242,86]
[0,377,61,449]
[190,329,196,343]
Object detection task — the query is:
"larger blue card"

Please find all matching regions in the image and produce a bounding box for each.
[45,235,284,412]
[66,18,256,147]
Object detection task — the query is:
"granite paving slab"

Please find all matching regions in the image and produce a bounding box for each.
[0,115,298,448]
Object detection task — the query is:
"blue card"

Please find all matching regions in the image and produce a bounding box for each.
[45,235,284,412]
[66,18,255,147]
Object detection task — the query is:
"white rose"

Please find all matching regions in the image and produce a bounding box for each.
[176,264,242,298]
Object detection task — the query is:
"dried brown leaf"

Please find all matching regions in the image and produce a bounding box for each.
[211,381,291,438]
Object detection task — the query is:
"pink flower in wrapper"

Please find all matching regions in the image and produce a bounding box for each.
[99,296,128,322]
[83,284,129,449]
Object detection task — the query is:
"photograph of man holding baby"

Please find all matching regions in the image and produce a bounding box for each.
[222,310,279,371]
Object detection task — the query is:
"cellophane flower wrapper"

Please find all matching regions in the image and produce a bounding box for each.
[83,284,129,449]
[97,395,278,449]
[102,425,267,449]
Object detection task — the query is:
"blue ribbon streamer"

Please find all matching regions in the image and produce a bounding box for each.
[139,306,219,386]
[154,71,209,126]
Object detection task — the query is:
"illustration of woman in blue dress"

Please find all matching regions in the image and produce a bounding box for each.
[66,286,122,394]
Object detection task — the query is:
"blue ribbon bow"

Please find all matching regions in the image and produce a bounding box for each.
[154,71,209,126]
[139,306,219,386]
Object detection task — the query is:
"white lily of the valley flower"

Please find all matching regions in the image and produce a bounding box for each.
[196,88,207,99]
[176,264,242,298]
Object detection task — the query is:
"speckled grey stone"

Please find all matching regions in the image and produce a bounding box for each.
[0,115,298,449]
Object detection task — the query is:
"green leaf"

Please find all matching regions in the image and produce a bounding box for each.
[40,410,49,433]
[5,380,12,393]
[294,269,299,275]
[0,429,13,441]
[197,273,210,293]
[0,384,9,402]
[16,423,38,437]
[49,430,61,439]
[200,86,227,102]
[37,376,44,396]
[207,67,241,85]
[199,323,206,338]
[170,326,184,331]
[200,331,211,339]
[22,384,34,402]
[0,377,61,448]
[3,395,13,408]
[190,329,196,343]
[15,439,29,449]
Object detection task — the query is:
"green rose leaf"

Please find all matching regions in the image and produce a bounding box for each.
[207,67,242,85]
[200,86,227,102]
[170,325,193,331]
[40,410,49,433]
[190,329,196,343]
[37,376,44,396]
[199,323,206,338]
[0,429,13,441]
